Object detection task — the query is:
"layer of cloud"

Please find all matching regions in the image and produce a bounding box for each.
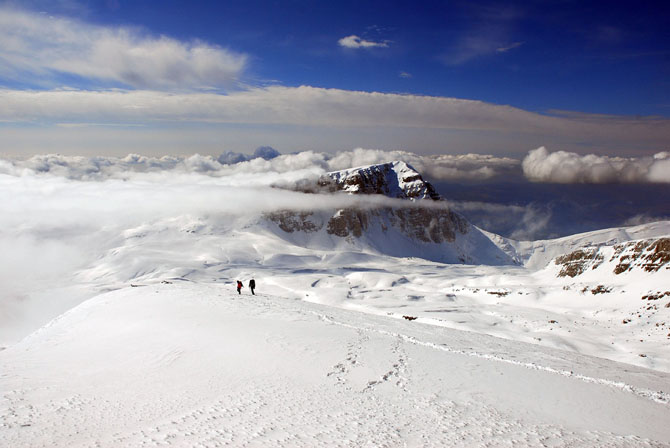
[0,6,247,90]
[446,200,552,241]
[1,87,668,156]
[7,147,670,186]
[326,148,520,182]
[522,147,670,183]
[0,148,521,184]
[338,35,389,49]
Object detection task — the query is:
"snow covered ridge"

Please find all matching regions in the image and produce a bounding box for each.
[554,237,670,278]
[266,161,513,265]
[492,220,670,269]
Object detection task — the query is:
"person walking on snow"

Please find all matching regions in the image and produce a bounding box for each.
[236,280,243,294]
[249,278,256,295]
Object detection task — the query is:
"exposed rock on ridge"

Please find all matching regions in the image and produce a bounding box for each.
[554,237,670,278]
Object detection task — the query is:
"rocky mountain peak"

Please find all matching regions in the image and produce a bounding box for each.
[323,161,441,200]
[264,160,514,265]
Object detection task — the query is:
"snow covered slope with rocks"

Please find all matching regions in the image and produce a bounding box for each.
[3,155,670,447]
[487,220,670,269]
[2,281,670,447]
[265,161,514,265]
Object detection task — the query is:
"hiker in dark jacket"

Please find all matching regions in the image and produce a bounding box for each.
[249,278,256,295]
[236,280,243,294]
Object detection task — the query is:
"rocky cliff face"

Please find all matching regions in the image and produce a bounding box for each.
[554,237,670,278]
[267,161,468,243]
[324,161,442,200]
[265,161,511,265]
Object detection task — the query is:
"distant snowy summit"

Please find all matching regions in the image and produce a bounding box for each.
[265,161,514,265]
[326,160,442,200]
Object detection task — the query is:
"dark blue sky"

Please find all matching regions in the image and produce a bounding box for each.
[36,0,670,117]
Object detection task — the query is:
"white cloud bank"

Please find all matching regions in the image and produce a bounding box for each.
[522,147,670,183]
[0,6,247,90]
[0,148,520,183]
[338,35,389,49]
[5,147,668,185]
[325,148,519,182]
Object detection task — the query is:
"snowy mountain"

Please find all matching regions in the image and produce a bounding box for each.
[265,161,514,265]
[3,156,670,446]
[324,160,442,199]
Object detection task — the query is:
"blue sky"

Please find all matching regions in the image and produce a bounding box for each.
[0,0,669,157]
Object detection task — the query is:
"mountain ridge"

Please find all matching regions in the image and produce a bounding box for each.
[265,161,514,265]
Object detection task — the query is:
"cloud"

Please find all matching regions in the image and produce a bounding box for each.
[444,200,553,241]
[0,148,521,184]
[622,214,670,227]
[0,6,247,90]
[1,86,668,157]
[442,35,501,65]
[522,147,670,183]
[338,35,389,49]
[0,154,471,247]
[496,42,524,53]
[4,147,669,187]
[440,4,522,65]
[326,148,520,182]
[218,146,281,165]
[399,72,412,78]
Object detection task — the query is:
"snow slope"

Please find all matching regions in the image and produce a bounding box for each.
[2,281,670,447]
[486,220,670,269]
[2,158,670,446]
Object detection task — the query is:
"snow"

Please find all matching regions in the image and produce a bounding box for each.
[2,162,670,446]
[3,282,670,446]
[327,161,433,199]
[487,220,670,269]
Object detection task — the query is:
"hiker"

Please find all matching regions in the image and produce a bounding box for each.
[249,278,256,295]
[236,280,243,294]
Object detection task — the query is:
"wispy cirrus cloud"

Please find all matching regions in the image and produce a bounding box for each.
[0,6,247,90]
[338,35,389,49]
[496,41,524,53]
[441,4,523,65]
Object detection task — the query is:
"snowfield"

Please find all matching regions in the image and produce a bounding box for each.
[3,281,670,447]
[1,157,670,446]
